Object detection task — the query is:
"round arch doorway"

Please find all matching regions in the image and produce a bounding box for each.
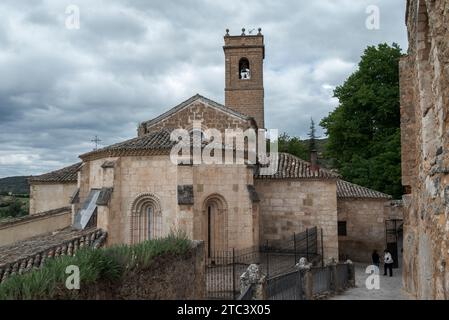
[203,194,228,259]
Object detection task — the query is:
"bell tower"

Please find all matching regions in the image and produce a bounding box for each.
[224,28,265,128]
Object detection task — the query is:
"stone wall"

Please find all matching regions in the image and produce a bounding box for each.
[400,0,449,299]
[29,183,77,215]
[254,179,338,260]
[80,154,257,251]
[0,207,71,247]
[337,199,390,262]
[190,164,257,251]
[140,100,252,136]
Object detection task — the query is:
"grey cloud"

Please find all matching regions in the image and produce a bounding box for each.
[0,0,407,177]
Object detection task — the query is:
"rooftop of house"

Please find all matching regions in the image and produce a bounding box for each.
[254,152,340,180]
[336,179,392,200]
[28,162,82,184]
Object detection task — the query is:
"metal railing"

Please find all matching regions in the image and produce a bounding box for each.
[311,266,331,295]
[266,270,303,300]
[206,227,323,299]
[263,262,352,300]
[237,284,254,300]
[336,263,349,290]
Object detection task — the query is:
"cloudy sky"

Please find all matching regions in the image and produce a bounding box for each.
[0,0,407,178]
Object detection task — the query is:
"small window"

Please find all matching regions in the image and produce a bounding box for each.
[338,221,347,236]
[239,58,251,80]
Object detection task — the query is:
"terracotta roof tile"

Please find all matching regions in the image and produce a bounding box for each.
[80,129,176,159]
[29,162,82,183]
[255,153,339,180]
[337,180,392,199]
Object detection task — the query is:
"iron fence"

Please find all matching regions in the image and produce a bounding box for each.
[266,270,303,300]
[311,266,331,295]
[336,263,349,290]
[206,227,322,299]
[237,284,254,300]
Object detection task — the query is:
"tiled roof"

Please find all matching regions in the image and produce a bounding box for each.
[141,94,252,129]
[80,129,176,159]
[337,180,392,199]
[0,228,107,280]
[255,153,339,180]
[29,162,82,183]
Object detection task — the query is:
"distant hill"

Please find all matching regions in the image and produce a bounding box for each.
[0,176,30,195]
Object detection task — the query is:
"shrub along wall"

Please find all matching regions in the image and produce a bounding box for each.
[0,236,205,300]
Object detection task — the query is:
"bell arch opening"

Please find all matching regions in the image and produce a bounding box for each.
[239,57,251,80]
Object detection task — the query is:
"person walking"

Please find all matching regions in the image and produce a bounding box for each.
[372,249,380,269]
[383,249,394,277]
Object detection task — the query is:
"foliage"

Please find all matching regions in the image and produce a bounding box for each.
[308,118,317,153]
[0,233,191,300]
[0,196,28,219]
[277,132,308,160]
[320,43,403,198]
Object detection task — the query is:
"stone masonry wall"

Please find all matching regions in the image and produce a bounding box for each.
[191,164,256,251]
[337,199,389,262]
[0,207,71,247]
[401,0,449,299]
[140,100,252,136]
[254,179,338,260]
[29,183,77,215]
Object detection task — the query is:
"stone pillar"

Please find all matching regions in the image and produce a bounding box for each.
[296,257,313,300]
[327,257,337,292]
[240,264,267,300]
[346,259,355,287]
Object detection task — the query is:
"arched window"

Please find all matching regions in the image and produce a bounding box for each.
[239,58,251,80]
[129,193,162,244]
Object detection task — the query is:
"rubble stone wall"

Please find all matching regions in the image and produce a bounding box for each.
[400,0,449,299]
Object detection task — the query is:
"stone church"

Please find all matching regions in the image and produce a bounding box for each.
[20,30,402,263]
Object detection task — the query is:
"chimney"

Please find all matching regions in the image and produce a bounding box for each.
[310,150,319,172]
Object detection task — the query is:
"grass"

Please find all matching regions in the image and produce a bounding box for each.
[0,233,191,300]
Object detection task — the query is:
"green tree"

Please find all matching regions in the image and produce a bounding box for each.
[0,197,26,219]
[277,132,308,160]
[320,43,403,198]
[308,118,317,153]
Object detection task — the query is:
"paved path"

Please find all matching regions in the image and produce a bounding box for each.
[330,263,412,300]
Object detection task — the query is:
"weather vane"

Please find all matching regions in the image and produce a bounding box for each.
[91,135,102,150]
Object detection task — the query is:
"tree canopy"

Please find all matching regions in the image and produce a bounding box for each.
[320,43,403,198]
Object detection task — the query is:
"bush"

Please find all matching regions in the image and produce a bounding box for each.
[0,233,191,300]
[0,197,28,219]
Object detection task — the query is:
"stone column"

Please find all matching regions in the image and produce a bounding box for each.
[240,264,267,300]
[346,259,356,287]
[296,257,313,300]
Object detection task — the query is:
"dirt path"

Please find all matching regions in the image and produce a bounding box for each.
[330,263,413,300]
